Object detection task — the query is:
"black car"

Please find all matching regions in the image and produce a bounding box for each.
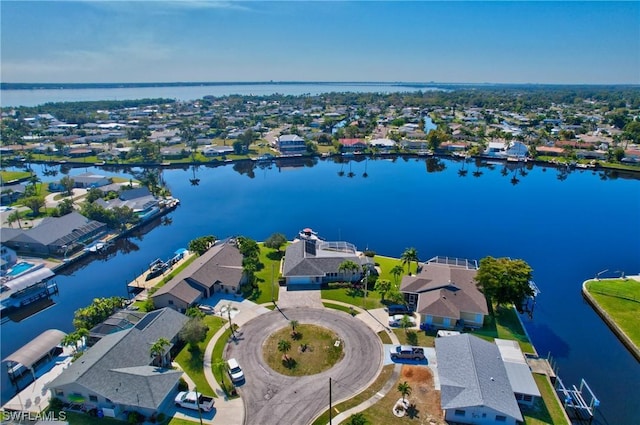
[387,304,411,315]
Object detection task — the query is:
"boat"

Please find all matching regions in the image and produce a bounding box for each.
[0,268,58,316]
[145,259,169,281]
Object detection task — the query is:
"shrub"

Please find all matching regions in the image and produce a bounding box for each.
[177,377,188,391]
[364,250,376,257]
[49,397,64,411]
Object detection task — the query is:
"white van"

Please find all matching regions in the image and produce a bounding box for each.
[227,358,244,383]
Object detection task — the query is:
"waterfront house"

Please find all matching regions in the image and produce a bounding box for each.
[202,145,234,157]
[277,134,307,156]
[1,212,107,257]
[0,246,18,275]
[494,339,541,406]
[282,238,373,287]
[436,334,524,425]
[152,241,245,312]
[400,257,488,330]
[369,138,396,152]
[47,308,188,420]
[338,138,367,152]
[95,187,159,222]
[0,183,26,205]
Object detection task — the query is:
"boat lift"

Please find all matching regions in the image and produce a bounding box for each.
[555,377,599,423]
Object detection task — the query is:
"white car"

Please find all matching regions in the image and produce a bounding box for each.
[227,358,244,383]
[388,314,416,327]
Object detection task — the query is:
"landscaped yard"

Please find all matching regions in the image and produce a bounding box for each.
[263,324,343,376]
[174,315,225,396]
[393,329,437,348]
[311,364,395,425]
[358,365,445,425]
[211,327,236,396]
[521,374,569,425]
[250,242,286,304]
[585,278,640,347]
[471,304,534,353]
[0,170,32,182]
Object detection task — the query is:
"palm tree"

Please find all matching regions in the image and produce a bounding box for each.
[150,337,170,367]
[289,320,299,337]
[401,248,419,275]
[400,315,413,333]
[212,357,228,391]
[397,381,412,404]
[338,260,361,283]
[278,339,292,362]
[7,210,22,229]
[390,265,404,285]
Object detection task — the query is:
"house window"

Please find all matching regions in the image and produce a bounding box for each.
[515,393,523,400]
[89,395,98,402]
[496,415,507,422]
[168,300,174,305]
[55,389,64,397]
[454,410,465,417]
[524,394,533,402]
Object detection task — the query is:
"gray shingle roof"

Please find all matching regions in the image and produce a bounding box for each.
[435,334,523,421]
[3,212,106,247]
[400,262,488,318]
[48,308,188,410]
[282,239,369,278]
[152,242,244,300]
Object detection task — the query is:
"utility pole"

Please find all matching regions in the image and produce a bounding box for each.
[329,377,332,425]
[271,263,275,304]
[194,386,204,425]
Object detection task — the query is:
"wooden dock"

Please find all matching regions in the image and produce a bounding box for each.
[128,251,196,291]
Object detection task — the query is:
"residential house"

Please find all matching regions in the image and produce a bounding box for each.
[506,141,529,159]
[277,134,307,156]
[95,187,159,222]
[72,173,113,189]
[399,257,488,330]
[152,241,245,312]
[87,310,147,347]
[202,145,234,157]
[436,334,524,425]
[282,238,373,287]
[47,308,189,419]
[494,339,541,406]
[0,246,18,275]
[1,183,26,205]
[535,146,565,157]
[1,212,107,257]
[339,138,367,152]
[369,138,396,151]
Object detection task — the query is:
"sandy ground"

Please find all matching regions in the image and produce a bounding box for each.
[399,365,445,424]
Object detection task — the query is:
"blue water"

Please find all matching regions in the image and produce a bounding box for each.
[1,158,639,424]
[0,83,442,107]
[7,262,34,276]
[424,115,437,133]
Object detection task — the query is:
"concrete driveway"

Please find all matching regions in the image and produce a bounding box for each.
[227,308,383,425]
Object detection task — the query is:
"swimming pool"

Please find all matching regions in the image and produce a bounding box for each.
[7,262,35,276]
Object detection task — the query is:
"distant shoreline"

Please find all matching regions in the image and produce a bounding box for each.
[3,81,639,91]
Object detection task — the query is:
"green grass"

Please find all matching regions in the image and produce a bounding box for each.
[211,327,237,397]
[250,243,286,304]
[58,412,127,425]
[520,374,570,425]
[471,304,534,353]
[374,255,411,283]
[322,302,357,315]
[585,278,640,346]
[310,364,395,425]
[393,329,437,348]
[168,418,201,425]
[263,324,343,376]
[0,170,31,183]
[320,286,383,310]
[378,330,392,344]
[174,315,225,396]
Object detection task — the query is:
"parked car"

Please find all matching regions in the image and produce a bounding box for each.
[174,391,215,412]
[387,304,412,315]
[389,345,426,361]
[227,358,244,383]
[389,314,416,327]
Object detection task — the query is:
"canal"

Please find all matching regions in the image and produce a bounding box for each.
[1,157,639,424]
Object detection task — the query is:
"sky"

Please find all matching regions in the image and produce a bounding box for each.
[1,1,639,84]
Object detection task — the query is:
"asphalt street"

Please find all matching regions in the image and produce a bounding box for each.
[227,307,383,425]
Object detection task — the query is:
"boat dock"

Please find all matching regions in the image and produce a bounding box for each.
[127,249,195,292]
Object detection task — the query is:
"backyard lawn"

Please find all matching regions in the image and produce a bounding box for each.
[0,170,32,182]
[585,278,640,347]
[251,243,286,304]
[521,374,569,425]
[471,304,534,353]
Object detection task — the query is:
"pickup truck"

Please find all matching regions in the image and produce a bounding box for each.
[174,391,215,412]
[389,345,426,361]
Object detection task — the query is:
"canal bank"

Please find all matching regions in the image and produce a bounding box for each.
[582,278,640,362]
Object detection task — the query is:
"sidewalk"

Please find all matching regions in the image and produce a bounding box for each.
[199,293,404,425]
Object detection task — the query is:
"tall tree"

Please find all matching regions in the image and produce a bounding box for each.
[23,196,44,216]
[59,175,75,196]
[188,235,216,255]
[390,265,404,285]
[397,381,412,404]
[6,210,22,229]
[264,233,287,252]
[338,260,361,283]
[180,317,209,349]
[475,256,534,310]
[149,337,171,367]
[400,247,419,275]
[374,279,392,301]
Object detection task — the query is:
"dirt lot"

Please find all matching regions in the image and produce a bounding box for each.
[361,365,446,424]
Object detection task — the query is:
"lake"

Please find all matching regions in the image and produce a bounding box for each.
[0,83,442,107]
[1,157,639,424]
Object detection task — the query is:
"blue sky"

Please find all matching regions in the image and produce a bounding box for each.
[1,1,638,84]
